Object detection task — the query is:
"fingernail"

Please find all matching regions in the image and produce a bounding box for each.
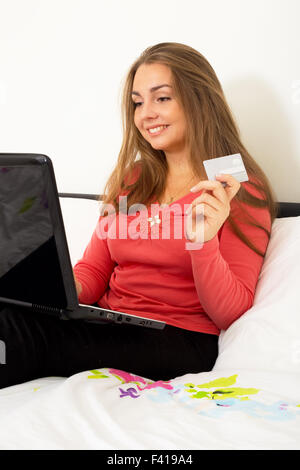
[190,185,198,192]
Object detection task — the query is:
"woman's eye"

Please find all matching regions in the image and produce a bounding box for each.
[133,97,170,108]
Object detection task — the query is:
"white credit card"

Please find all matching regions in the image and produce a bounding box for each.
[203,153,248,186]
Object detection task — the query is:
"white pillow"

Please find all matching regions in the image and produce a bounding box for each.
[214,216,300,374]
[59,197,101,266]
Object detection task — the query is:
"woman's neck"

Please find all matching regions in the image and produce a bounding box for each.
[158,173,199,206]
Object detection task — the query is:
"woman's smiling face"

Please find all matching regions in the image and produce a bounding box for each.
[132,63,188,154]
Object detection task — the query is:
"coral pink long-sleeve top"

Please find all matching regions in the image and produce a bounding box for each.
[73,180,271,335]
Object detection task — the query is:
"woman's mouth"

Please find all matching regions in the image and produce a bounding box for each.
[147,125,169,136]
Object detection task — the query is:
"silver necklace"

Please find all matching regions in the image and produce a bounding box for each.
[163,175,196,205]
[148,175,196,226]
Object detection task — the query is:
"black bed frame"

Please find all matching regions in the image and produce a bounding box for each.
[58,193,300,218]
[276,202,300,218]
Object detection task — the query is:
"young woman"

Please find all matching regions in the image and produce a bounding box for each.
[0,42,278,388]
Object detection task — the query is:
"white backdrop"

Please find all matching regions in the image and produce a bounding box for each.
[0,0,299,202]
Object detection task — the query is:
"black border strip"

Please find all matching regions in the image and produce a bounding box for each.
[58,193,300,218]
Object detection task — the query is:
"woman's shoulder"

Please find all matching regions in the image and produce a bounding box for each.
[231,174,272,229]
[240,174,266,200]
[124,161,142,186]
[117,161,142,199]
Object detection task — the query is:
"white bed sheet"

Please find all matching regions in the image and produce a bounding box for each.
[0,369,300,450]
[0,202,299,450]
[0,368,299,450]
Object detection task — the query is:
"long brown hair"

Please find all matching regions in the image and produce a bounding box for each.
[101,42,278,257]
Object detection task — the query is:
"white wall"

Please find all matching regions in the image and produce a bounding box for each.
[0,0,299,202]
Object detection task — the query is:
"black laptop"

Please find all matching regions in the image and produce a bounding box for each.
[0,153,165,330]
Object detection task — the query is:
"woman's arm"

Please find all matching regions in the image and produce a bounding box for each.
[188,182,271,330]
[72,271,83,297]
[72,215,116,305]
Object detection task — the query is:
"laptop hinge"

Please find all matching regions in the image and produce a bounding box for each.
[0,296,69,320]
[31,303,69,319]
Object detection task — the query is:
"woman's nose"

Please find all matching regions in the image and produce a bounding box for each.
[140,100,158,119]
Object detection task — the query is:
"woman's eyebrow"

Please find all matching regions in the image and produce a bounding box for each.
[131,84,172,96]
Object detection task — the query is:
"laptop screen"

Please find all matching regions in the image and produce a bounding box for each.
[0,155,77,309]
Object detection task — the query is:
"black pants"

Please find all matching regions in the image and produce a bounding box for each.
[0,304,218,389]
